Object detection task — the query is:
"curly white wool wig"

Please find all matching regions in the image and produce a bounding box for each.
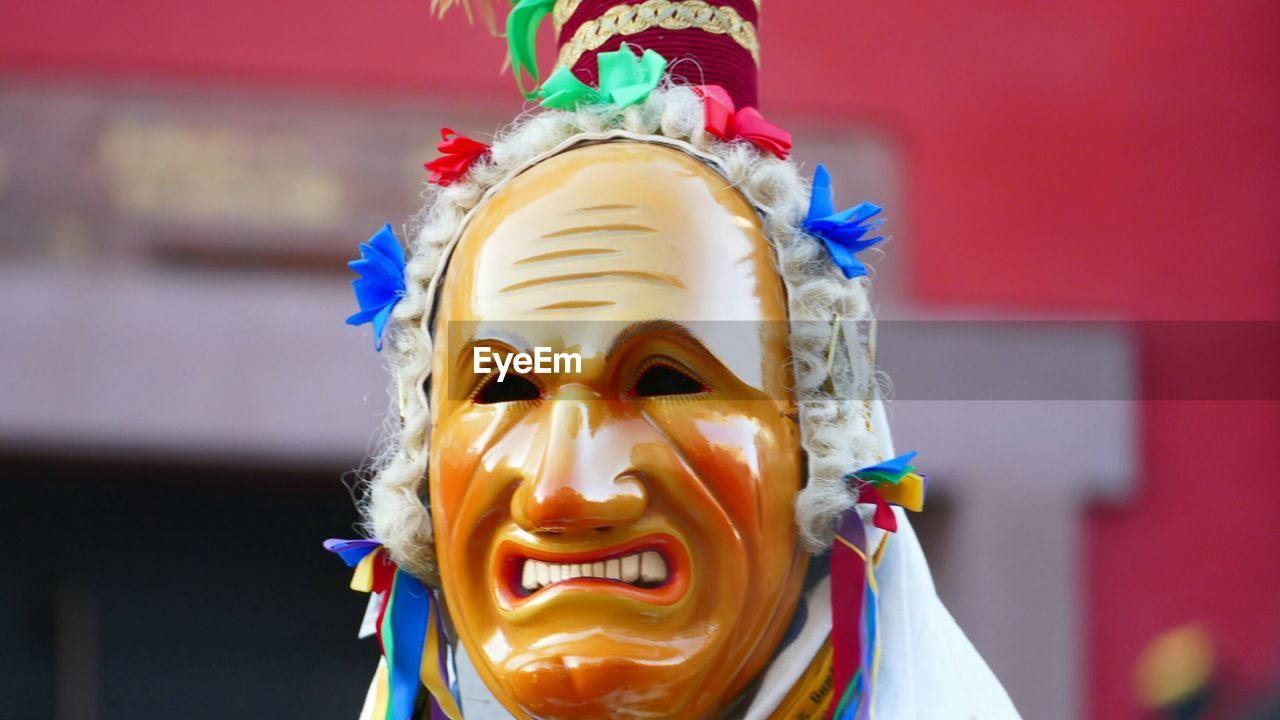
[361,84,883,582]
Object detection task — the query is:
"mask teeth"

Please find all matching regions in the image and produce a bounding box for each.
[520,551,668,592]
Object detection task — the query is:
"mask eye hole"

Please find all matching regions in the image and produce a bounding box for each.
[632,363,706,397]
[474,375,541,404]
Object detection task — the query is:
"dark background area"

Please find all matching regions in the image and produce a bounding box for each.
[1,454,374,719]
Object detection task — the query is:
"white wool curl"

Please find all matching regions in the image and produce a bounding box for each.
[359,85,882,582]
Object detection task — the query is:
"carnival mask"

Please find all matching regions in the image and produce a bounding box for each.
[427,142,809,719]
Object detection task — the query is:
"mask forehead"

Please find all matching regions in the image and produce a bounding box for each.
[437,142,791,391]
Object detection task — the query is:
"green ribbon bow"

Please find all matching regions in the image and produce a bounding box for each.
[538,47,668,110]
[506,0,555,100]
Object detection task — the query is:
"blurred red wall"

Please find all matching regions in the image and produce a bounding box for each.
[4,1,1278,716]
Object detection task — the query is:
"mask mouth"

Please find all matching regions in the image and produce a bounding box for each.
[494,534,690,608]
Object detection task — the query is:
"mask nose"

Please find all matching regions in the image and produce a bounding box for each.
[512,384,648,534]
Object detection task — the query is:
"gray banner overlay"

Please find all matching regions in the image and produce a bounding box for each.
[439,321,1279,401]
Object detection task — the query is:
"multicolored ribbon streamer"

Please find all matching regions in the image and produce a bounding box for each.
[324,539,461,720]
[539,46,668,110]
[828,452,926,719]
[829,509,871,720]
[845,451,927,534]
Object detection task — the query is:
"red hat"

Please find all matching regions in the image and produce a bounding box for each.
[553,0,761,109]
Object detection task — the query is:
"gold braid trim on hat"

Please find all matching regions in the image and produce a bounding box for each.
[554,0,760,31]
[555,0,761,70]
[554,0,584,30]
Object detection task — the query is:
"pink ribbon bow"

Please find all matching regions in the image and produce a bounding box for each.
[424,128,489,186]
[695,85,792,159]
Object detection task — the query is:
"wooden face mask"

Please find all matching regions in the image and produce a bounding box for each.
[428,142,807,719]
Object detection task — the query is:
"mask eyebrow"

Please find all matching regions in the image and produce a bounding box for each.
[452,327,531,374]
[605,319,715,361]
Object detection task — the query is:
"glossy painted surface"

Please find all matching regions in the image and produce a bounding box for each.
[428,143,808,719]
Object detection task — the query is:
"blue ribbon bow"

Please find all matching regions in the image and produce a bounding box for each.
[803,165,885,279]
[345,224,407,351]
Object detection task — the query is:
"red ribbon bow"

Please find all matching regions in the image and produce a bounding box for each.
[425,128,489,186]
[859,486,898,533]
[695,85,792,159]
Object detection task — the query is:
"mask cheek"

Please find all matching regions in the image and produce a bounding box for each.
[683,415,777,524]
[428,424,478,534]
[666,412,803,587]
[429,411,521,547]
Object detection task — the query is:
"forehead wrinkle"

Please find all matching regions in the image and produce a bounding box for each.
[533,300,617,312]
[512,247,620,266]
[541,223,658,240]
[571,203,638,215]
[499,270,685,294]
